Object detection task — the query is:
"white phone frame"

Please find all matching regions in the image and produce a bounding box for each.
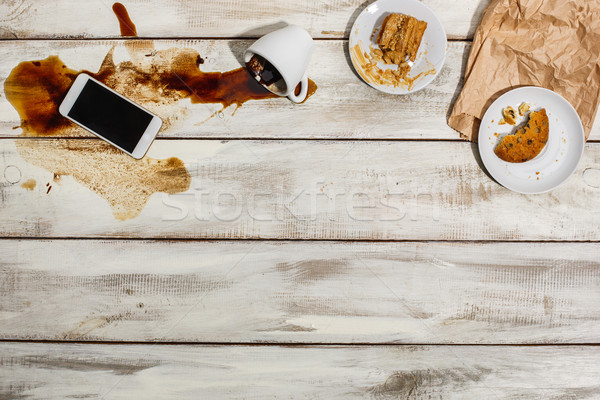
[59,73,162,159]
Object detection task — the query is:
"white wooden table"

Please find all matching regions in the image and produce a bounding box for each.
[1,1,600,398]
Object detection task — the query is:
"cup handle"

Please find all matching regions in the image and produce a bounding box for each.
[287,74,309,103]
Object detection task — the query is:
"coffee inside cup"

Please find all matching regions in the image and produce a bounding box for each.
[246,54,287,95]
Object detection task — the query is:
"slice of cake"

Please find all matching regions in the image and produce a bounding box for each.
[494,108,549,163]
[377,13,427,65]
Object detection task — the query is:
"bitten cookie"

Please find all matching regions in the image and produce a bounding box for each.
[494,108,549,163]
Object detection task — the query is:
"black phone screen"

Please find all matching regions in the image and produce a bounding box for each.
[67,79,154,153]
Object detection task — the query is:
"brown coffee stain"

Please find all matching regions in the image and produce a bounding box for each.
[21,178,36,190]
[296,79,318,104]
[4,55,192,219]
[3,3,316,220]
[4,57,79,137]
[112,2,137,37]
[4,4,317,134]
[350,41,435,91]
[15,139,190,220]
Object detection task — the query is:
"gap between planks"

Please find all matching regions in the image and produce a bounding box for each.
[0,137,470,142]
[1,339,599,347]
[4,137,600,143]
[0,37,473,42]
[3,237,600,244]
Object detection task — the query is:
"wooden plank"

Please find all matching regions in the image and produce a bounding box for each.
[1,343,599,399]
[2,139,600,240]
[3,39,600,141]
[1,240,599,343]
[0,0,488,40]
[0,39,469,140]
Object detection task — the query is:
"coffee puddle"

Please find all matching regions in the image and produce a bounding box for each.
[4,2,317,220]
[5,56,80,137]
[15,140,190,220]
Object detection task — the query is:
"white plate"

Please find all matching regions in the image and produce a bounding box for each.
[478,87,585,194]
[349,0,447,94]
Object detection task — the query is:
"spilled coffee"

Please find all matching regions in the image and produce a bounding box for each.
[246,54,287,95]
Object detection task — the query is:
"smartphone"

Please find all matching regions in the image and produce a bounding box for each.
[59,73,162,159]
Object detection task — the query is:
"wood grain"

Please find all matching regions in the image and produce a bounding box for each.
[0,39,470,140]
[1,342,599,399]
[1,0,598,394]
[2,39,600,141]
[0,0,489,40]
[2,139,600,240]
[1,239,599,343]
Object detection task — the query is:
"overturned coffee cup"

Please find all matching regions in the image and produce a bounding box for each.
[244,25,314,103]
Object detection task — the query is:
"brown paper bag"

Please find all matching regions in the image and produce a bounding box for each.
[448,0,600,141]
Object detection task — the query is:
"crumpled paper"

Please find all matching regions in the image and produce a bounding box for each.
[448,0,600,141]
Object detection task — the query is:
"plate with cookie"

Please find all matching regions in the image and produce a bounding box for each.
[478,86,585,194]
[349,0,447,94]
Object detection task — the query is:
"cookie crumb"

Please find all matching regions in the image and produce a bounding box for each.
[518,102,530,116]
[502,106,517,125]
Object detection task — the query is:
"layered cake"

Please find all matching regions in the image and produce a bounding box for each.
[377,13,427,66]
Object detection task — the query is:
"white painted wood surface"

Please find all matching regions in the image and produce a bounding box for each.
[2,39,600,141]
[0,0,489,40]
[2,0,600,398]
[2,343,600,399]
[0,39,469,140]
[2,139,600,240]
[1,240,599,343]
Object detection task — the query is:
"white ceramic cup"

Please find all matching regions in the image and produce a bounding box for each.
[244,25,314,103]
